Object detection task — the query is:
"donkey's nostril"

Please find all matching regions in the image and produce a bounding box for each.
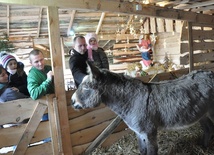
[71,99,75,105]
[75,105,82,109]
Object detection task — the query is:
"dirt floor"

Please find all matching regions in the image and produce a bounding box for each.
[92,123,214,155]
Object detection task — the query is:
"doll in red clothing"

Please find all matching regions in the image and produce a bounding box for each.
[136,34,153,67]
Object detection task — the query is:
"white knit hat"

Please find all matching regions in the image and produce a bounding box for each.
[85,33,98,45]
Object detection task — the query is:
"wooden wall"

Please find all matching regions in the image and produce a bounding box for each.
[180,22,214,65]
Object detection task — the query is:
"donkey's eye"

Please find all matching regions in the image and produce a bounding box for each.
[83,87,89,90]
[82,85,90,90]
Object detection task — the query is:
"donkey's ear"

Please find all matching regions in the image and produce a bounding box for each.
[86,61,101,81]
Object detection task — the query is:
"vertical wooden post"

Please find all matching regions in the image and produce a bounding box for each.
[187,22,193,72]
[47,6,73,155]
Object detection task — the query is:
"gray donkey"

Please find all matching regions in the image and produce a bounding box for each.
[71,62,214,155]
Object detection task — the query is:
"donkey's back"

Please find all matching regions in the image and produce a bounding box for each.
[148,70,214,130]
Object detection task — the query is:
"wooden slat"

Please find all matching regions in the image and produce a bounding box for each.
[187,22,193,71]
[96,12,105,35]
[113,43,136,49]
[84,116,123,154]
[180,42,214,53]
[150,17,156,33]
[14,102,47,155]
[113,56,142,64]
[165,19,173,32]
[47,6,72,155]
[113,51,140,56]
[0,99,40,125]
[69,107,116,133]
[67,10,76,36]
[157,18,165,32]
[0,121,50,148]
[175,20,183,33]
[180,52,214,65]
[48,96,63,154]
[181,29,214,41]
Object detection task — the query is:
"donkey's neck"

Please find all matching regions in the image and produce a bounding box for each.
[100,75,149,119]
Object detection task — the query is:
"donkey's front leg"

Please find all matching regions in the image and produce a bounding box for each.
[137,131,158,155]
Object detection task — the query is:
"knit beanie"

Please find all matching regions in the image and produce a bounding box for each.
[85,33,98,46]
[0,53,16,68]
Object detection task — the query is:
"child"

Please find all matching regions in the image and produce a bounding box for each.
[0,64,28,102]
[0,53,29,96]
[85,33,109,70]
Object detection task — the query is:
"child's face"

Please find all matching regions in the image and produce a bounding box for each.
[0,69,8,83]
[89,38,97,46]
[7,60,17,70]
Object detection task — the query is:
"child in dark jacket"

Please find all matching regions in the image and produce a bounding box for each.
[0,53,29,96]
[0,64,28,102]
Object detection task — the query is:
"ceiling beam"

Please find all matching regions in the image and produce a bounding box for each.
[67,10,76,36]
[6,5,10,36]
[36,7,43,38]
[96,12,105,35]
[175,0,214,9]
[0,0,213,25]
[121,15,133,34]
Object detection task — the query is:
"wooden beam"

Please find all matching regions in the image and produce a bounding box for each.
[0,0,213,25]
[102,40,111,48]
[36,7,43,38]
[47,6,73,155]
[6,5,9,36]
[175,0,214,9]
[67,10,76,36]
[121,15,133,34]
[14,102,47,155]
[187,22,193,72]
[96,12,105,35]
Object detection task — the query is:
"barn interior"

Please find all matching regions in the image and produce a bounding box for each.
[0,0,214,155]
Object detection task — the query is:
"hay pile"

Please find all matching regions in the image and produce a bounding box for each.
[92,123,214,155]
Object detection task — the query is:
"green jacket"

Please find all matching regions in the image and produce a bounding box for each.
[27,65,55,100]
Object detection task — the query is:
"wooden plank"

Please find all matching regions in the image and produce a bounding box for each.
[150,17,156,33]
[96,12,105,35]
[113,51,140,56]
[113,56,142,64]
[0,0,213,25]
[165,19,173,32]
[47,96,63,155]
[183,29,214,41]
[69,107,116,133]
[113,43,136,49]
[180,52,214,65]
[187,22,193,71]
[47,6,72,155]
[84,116,123,155]
[36,7,43,37]
[157,18,165,32]
[0,121,50,148]
[144,18,150,34]
[181,42,214,53]
[70,118,127,147]
[14,102,47,155]
[181,29,214,41]
[0,99,40,125]
[67,10,76,36]
[175,20,183,33]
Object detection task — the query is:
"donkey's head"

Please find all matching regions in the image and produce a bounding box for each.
[71,62,104,110]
